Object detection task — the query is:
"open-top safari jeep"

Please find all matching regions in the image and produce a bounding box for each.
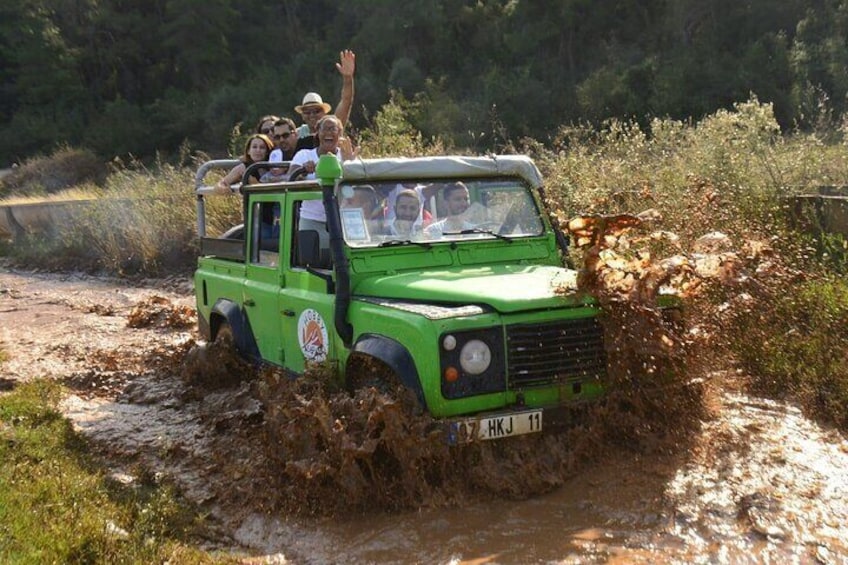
[194,154,629,443]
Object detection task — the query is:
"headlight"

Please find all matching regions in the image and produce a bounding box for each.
[459,339,491,375]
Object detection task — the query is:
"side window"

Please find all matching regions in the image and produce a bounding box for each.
[291,199,332,269]
[250,201,280,267]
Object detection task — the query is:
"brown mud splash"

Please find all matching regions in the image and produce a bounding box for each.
[127,294,195,329]
[176,344,608,518]
[562,211,772,452]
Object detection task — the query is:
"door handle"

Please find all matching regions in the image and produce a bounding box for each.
[283,309,295,317]
[244,298,256,307]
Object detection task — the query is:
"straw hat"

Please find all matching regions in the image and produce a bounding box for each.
[295,92,332,114]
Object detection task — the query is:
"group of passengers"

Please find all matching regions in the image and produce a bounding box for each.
[212,48,477,244]
[340,181,473,240]
[214,49,356,194]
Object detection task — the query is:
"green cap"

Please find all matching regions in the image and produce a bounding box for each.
[315,154,343,186]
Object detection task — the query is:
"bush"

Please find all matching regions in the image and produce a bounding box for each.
[0,147,107,198]
[3,156,240,276]
[729,275,848,429]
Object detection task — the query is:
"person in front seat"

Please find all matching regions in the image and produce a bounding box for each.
[387,189,424,237]
[425,182,474,238]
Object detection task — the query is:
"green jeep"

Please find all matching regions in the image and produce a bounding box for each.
[193,154,611,444]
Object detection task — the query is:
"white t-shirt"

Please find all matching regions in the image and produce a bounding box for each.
[387,218,423,237]
[291,148,343,222]
[296,124,312,139]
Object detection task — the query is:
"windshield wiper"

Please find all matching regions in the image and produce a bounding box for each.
[443,228,514,242]
[378,239,433,249]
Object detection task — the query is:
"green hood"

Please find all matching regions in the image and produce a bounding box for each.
[354,265,588,313]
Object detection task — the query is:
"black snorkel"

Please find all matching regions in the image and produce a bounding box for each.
[316,154,354,347]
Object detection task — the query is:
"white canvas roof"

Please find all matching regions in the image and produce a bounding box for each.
[340,155,544,188]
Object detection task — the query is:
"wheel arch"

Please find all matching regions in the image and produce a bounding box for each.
[349,333,427,410]
[210,298,260,361]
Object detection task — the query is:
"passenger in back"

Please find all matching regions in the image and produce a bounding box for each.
[215,133,274,194]
[289,115,351,248]
[259,149,288,183]
[255,115,279,136]
[269,117,298,162]
[294,50,356,151]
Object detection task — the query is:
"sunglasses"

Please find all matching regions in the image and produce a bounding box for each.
[260,128,273,134]
[273,132,294,140]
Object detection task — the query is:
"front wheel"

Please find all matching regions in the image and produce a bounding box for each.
[346,354,423,415]
[346,354,400,393]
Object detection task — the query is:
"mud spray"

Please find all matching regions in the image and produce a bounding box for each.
[171,211,769,519]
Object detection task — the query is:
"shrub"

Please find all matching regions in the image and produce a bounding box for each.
[729,275,848,429]
[3,156,240,276]
[0,147,106,198]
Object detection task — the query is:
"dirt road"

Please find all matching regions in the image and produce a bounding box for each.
[2,266,847,563]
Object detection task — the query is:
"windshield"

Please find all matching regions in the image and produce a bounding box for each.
[336,178,545,248]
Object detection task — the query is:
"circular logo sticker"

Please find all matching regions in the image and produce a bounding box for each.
[297,309,329,362]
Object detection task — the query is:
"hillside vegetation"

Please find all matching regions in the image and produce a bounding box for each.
[3,1,848,164]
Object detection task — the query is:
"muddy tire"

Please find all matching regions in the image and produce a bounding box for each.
[181,321,250,390]
[346,354,400,393]
[346,354,424,414]
[214,321,235,349]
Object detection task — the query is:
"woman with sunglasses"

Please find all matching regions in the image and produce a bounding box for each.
[255,115,280,136]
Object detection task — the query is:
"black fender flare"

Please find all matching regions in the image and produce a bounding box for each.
[210,298,261,361]
[351,334,427,410]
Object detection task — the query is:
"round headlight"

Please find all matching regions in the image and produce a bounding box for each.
[459,339,491,375]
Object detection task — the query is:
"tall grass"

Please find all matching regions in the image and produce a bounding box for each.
[532,97,848,247]
[2,157,240,275]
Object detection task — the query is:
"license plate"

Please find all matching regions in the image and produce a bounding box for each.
[449,410,543,444]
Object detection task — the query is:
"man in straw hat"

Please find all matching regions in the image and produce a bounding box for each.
[295,49,356,150]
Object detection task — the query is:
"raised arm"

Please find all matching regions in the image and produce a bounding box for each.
[334,49,356,128]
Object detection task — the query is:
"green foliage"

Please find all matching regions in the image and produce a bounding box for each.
[357,93,448,158]
[5,1,848,164]
[730,276,848,429]
[536,96,848,246]
[0,380,229,564]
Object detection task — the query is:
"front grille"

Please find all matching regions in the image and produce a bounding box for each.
[506,317,606,389]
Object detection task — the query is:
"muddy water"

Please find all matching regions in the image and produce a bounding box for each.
[228,386,848,564]
[5,227,848,564]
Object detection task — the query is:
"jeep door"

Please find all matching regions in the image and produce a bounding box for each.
[243,197,286,365]
[280,195,337,374]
